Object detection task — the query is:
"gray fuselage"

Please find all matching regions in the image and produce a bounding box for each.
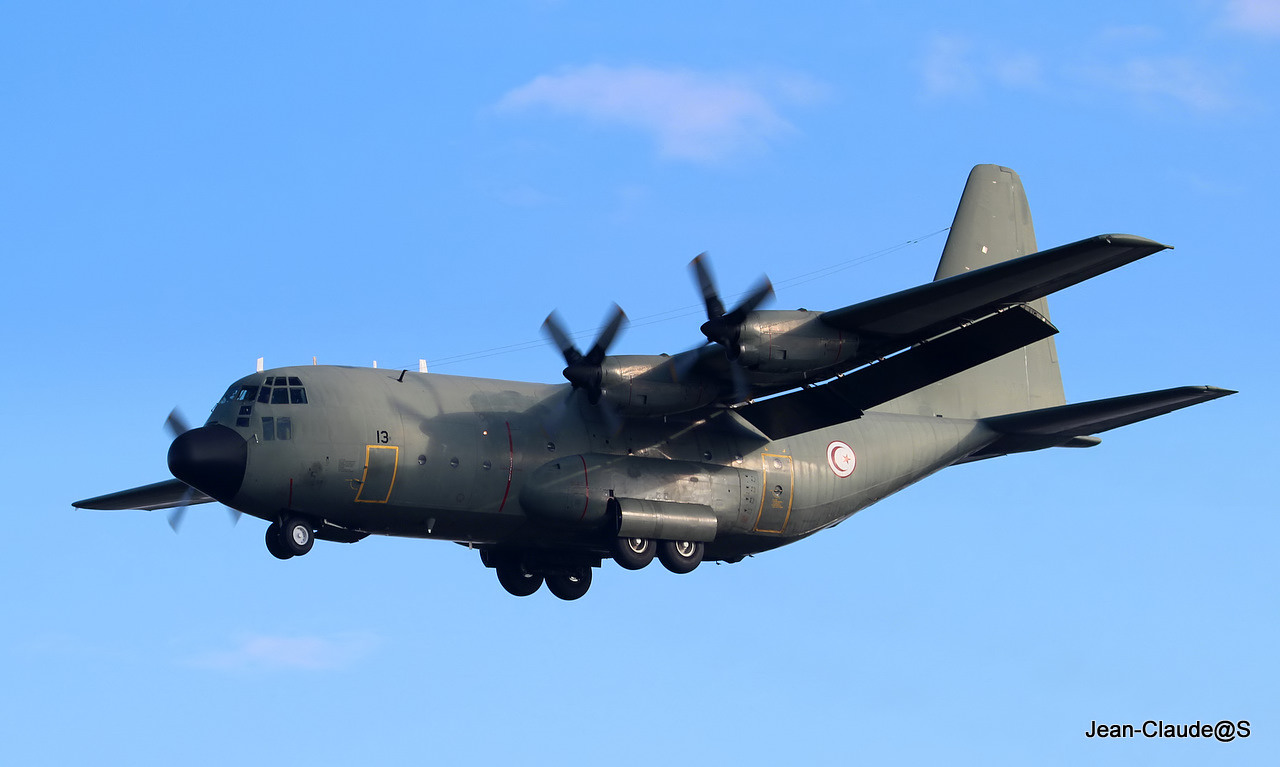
[208,364,998,562]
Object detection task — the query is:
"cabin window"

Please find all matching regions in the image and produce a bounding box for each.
[262,416,274,441]
[276,417,291,440]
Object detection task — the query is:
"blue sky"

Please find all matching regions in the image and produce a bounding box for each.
[2,2,1276,764]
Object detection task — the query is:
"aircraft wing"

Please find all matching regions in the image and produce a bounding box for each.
[735,304,1058,439]
[820,234,1168,361]
[73,478,213,511]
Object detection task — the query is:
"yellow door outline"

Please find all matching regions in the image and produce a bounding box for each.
[754,453,794,533]
[355,445,399,503]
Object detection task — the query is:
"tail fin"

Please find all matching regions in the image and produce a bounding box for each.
[876,165,1067,418]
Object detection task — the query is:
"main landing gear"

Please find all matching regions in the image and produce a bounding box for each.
[612,536,704,574]
[485,537,705,599]
[485,551,597,601]
[265,517,314,560]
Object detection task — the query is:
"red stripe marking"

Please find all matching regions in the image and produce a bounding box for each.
[497,421,514,513]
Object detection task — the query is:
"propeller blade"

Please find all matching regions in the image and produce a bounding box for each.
[726,276,775,323]
[542,389,577,439]
[727,357,750,403]
[166,485,196,533]
[599,400,623,437]
[690,253,726,320]
[585,303,627,365]
[165,408,190,439]
[542,311,582,365]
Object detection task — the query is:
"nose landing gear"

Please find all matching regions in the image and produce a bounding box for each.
[265,517,315,560]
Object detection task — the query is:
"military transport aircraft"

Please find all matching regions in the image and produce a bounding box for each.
[75,165,1234,600]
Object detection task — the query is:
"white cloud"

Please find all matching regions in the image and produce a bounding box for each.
[1222,0,1280,37]
[495,65,821,163]
[919,35,980,97]
[1083,56,1233,111]
[920,35,1042,97]
[920,33,1233,113]
[189,632,379,671]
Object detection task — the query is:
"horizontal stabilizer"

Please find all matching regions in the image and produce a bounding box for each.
[821,234,1168,344]
[737,304,1057,439]
[971,386,1237,458]
[73,478,213,511]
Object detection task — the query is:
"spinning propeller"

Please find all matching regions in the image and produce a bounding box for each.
[542,304,628,434]
[542,303,627,406]
[678,253,774,400]
[164,408,240,532]
[690,252,774,361]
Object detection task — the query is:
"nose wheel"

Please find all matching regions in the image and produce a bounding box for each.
[265,517,315,560]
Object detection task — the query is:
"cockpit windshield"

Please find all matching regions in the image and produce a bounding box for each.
[219,376,308,406]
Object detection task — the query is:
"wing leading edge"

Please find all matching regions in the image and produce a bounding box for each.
[73,478,213,511]
[820,233,1167,357]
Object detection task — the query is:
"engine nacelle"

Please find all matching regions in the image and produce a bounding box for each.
[736,311,857,375]
[596,355,720,417]
[519,453,762,539]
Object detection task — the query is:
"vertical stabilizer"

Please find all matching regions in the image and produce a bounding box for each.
[875,165,1067,418]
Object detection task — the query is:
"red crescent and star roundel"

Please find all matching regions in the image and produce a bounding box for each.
[826,440,856,478]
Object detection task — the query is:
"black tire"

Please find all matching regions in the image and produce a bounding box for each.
[546,568,592,601]
[658,540,704,574]
[281,517,314,556]
[611,537,656,570]
[265,522,293,560]
[497,564,543,597]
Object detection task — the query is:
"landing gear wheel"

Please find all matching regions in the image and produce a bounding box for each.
[265,522,293,560]
[611,537,656,570]
[658,540,704,574]
[546,568,592,600]
[281,517,314,557]
[497,564,543,597]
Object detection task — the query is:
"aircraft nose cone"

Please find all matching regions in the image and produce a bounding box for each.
[167,424,248,503]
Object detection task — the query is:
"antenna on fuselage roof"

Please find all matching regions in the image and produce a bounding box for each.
[256,357,264,372]
[419,359,428,373]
